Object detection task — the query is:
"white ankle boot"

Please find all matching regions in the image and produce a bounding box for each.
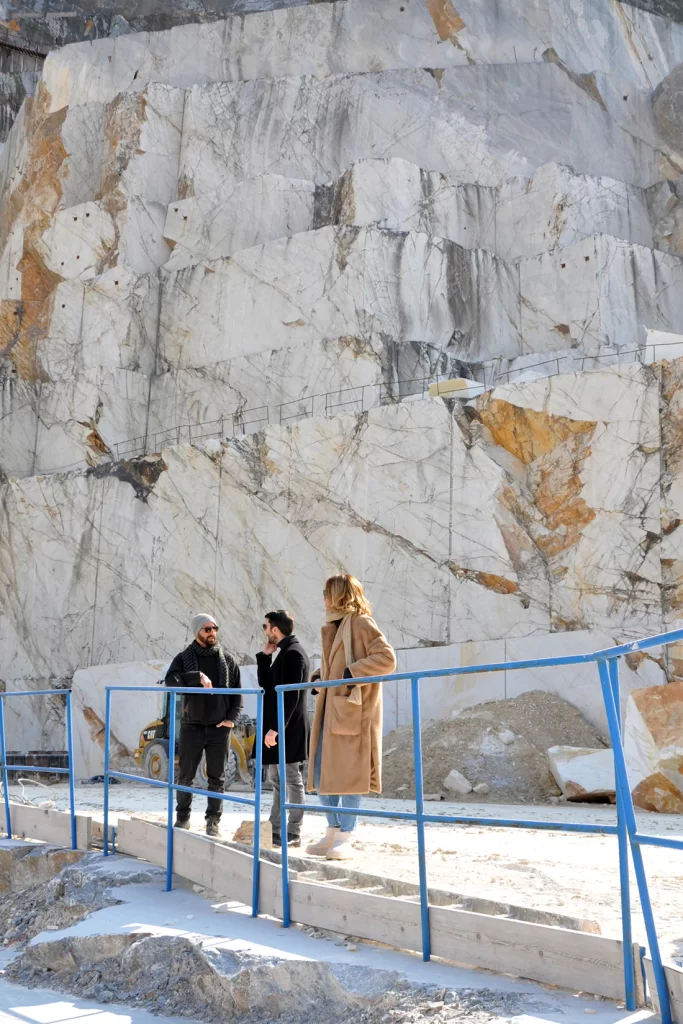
[326,833,354,860]
[306,826,339,856]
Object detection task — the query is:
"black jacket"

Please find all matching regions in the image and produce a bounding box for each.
[165,645,242,725]
[256,634,309,765]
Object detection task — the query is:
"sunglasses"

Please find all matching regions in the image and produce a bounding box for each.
[203,626,218,633]
[262,623,269,631]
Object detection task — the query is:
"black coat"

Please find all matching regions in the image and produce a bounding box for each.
[166,646,242,725]
[256,634,309,765]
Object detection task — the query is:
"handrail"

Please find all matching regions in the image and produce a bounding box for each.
[103,684,264,914]
[99,630,683,1022]
[7,339,683,477]
[0,688,77,849]
[275,625,683,1024]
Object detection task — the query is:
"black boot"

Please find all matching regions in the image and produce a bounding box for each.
[206,818,221,838]
[174,816,190,830]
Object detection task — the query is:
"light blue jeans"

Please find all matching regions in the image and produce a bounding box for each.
[313,725,362,833]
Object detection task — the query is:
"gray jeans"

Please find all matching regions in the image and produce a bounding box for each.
[268,762,305,838]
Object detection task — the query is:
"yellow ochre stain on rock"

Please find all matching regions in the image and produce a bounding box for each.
[476,396,598,558]
[425,0,465,42]
[475,395,596,464]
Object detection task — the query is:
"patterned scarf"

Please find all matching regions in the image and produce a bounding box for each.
[180,639,228,688]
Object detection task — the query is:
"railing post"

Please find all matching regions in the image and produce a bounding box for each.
[606,659,635,1010]
[103,688,111,855]
[0,698,11,839]
[65,690,77,851]
[277,689,290,927]
[597,660,671,1024]
[251,690,264,917]
[411,675,431,961]
[166,691,176,892]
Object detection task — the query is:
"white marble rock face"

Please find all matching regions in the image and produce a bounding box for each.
[157,226,522,369]
[519,234,683,353]
[0,365,667,684]
[71,661,168,778]
[0,369,149,476]
[163,175,316,269]
[2,0,683,743]
[39,0,683,114]
[158,159,658,268]
[36,270,159,381]
[178,66,665,196]
[146,335,456,438]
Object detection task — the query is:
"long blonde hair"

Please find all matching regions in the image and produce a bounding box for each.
[324,573,372,618]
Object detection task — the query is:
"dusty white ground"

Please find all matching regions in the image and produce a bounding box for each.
[10,781,683,952]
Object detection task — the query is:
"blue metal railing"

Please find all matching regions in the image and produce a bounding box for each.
[102,685,264,913]
[275,626,683,1024]
[0,688,77,850]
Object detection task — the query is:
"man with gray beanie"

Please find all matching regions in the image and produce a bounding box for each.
[165,614,242,837]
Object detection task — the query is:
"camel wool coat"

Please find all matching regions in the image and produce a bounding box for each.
[307,614,396,796]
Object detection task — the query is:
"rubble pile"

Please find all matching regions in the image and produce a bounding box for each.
[0,851,162,947]
[382,691,606,803]
[6,931,537,1024]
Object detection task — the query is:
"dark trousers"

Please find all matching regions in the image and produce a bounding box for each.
[176,723,229,821]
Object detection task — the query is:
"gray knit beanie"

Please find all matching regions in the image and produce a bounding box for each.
[191,613,218,637]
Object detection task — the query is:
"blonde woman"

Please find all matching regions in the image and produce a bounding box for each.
[306,574,396,860]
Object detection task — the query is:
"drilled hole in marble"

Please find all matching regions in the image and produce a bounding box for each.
[76,255,80,260]
[73,216,78,222]
[584,256,590,262]
[560,263,566,269]
[86,212,90,217]
[623,95,628,100]
[183,216,188,221]
[114,281,119,286]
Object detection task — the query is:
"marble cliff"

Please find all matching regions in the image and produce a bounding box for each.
[2,0,683,737]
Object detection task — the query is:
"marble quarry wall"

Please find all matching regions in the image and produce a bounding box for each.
[2,0,683,753]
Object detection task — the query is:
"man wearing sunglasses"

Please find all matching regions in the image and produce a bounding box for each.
[256,611,309,848]
[165,613,242,837]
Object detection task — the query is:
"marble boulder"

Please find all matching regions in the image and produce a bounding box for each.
[547,746,615,801]
[624,680,683,812]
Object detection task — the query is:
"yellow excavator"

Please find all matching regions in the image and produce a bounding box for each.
[133,688,257,788]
